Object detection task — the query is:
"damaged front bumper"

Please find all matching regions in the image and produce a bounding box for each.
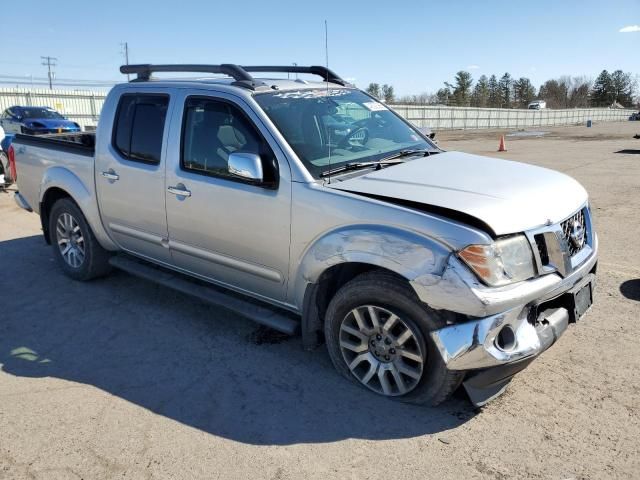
[427,237,598,407]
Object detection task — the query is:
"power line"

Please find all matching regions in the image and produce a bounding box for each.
[41,56,58,90]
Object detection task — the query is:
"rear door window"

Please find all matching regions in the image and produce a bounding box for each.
[112,94,169,164]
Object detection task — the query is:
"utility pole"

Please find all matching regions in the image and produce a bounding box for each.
[121,42,130,80]
[41,56,57,90]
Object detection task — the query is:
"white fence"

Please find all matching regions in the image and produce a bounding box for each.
[388,104,636,130]
[0,88,635,131]
[0,88,107,130]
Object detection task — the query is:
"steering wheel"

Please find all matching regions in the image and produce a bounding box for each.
[338,126,369,148]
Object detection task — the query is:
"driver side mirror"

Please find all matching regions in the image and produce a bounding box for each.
[228,152,263,183]
[417,127,436,140]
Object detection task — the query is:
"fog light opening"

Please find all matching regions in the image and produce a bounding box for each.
[496,325,516,351]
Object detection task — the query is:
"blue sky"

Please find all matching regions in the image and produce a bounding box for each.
[1,0,638,94]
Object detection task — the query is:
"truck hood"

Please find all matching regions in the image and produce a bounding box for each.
[328,151,587,236]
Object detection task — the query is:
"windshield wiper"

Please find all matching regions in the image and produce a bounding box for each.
[378,148,437,163]
[320,149,436,178]
[320,159,405,178]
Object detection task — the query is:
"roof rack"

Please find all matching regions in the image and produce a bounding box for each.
[119,64,350,90]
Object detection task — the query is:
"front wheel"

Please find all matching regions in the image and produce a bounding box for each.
[49,198,112,281]
[324,271,463,406]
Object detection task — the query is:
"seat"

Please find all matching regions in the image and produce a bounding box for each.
[186,110,228,174]
[300,103,328,160]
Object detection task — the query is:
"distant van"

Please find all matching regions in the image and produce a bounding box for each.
[528,101,547,110]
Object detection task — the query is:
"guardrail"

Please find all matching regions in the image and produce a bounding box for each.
[0,88,635,131]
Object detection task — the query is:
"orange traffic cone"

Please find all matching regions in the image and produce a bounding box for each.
[498,135,507,152]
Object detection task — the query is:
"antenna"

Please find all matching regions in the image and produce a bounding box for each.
[325,19,332,184]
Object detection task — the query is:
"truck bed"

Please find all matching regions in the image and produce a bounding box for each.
[14,132,95,157]
[13,132,97,216]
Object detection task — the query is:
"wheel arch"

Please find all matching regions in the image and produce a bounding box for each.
[296,225,452,349]
[39,167,117,250]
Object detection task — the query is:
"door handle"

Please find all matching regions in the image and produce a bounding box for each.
[101,170,120,181]
[167,185,191,197]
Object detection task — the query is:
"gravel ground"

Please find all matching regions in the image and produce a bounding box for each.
[1,121,639,479]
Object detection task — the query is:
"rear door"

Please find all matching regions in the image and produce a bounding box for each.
[95,91,172,263]
[164,90,292,303]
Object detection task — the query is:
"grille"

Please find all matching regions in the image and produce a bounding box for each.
[561,209,588,256]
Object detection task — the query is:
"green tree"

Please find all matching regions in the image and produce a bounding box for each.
[499,73,513,107]
[512,77,536,108]
[590,70,613,107]
[448,71,473,106]
[610,70,635,106]
[381,84,395,103]
[471,75,489,107]
[487,75,500,107]
[366,83,381,99]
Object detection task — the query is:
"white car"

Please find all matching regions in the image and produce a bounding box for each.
[528,101,547,110]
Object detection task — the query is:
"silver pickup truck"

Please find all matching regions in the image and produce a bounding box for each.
[12,64,597,407]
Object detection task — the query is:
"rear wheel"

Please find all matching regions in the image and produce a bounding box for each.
[324,271,463,406]
[49,198,111,280]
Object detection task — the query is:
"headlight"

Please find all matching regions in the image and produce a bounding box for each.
[458,235,536,286]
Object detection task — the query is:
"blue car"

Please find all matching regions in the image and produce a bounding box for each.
[0,106,81,135]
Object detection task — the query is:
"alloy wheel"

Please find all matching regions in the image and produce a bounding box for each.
[339,305,425,396]
[56,212,85,268]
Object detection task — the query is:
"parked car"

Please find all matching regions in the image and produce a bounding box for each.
[629,111,640,121]
[527,100,547,110]
[0,106,81,135]
[11,64,597,407]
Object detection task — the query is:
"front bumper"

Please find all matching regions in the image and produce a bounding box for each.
[429,245,597,406]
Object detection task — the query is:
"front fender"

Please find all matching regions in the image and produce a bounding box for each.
[40,166,118,250]
[292,224,452,309]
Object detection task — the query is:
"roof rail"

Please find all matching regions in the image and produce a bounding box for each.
[241,66,349,86]
[119,64,350,90]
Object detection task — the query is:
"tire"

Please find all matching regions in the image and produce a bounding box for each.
[49,198,112,281]
[324,271,463,406]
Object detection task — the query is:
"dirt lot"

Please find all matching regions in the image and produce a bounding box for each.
[1,122,639,480]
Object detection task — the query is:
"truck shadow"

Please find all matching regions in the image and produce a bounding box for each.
[0,235,474,445]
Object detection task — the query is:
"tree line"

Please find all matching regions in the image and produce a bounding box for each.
[366,69,638,109]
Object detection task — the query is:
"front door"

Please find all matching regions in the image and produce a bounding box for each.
[95,92,172,263]
[164,91,292,303]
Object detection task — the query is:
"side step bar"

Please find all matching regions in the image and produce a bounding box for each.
[108,255,300,335]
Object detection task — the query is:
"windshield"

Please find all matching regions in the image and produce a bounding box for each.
[19,108,64,120]
[255,88,438,178]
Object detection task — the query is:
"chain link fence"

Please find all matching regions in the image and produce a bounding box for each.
[0,88,635,131]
